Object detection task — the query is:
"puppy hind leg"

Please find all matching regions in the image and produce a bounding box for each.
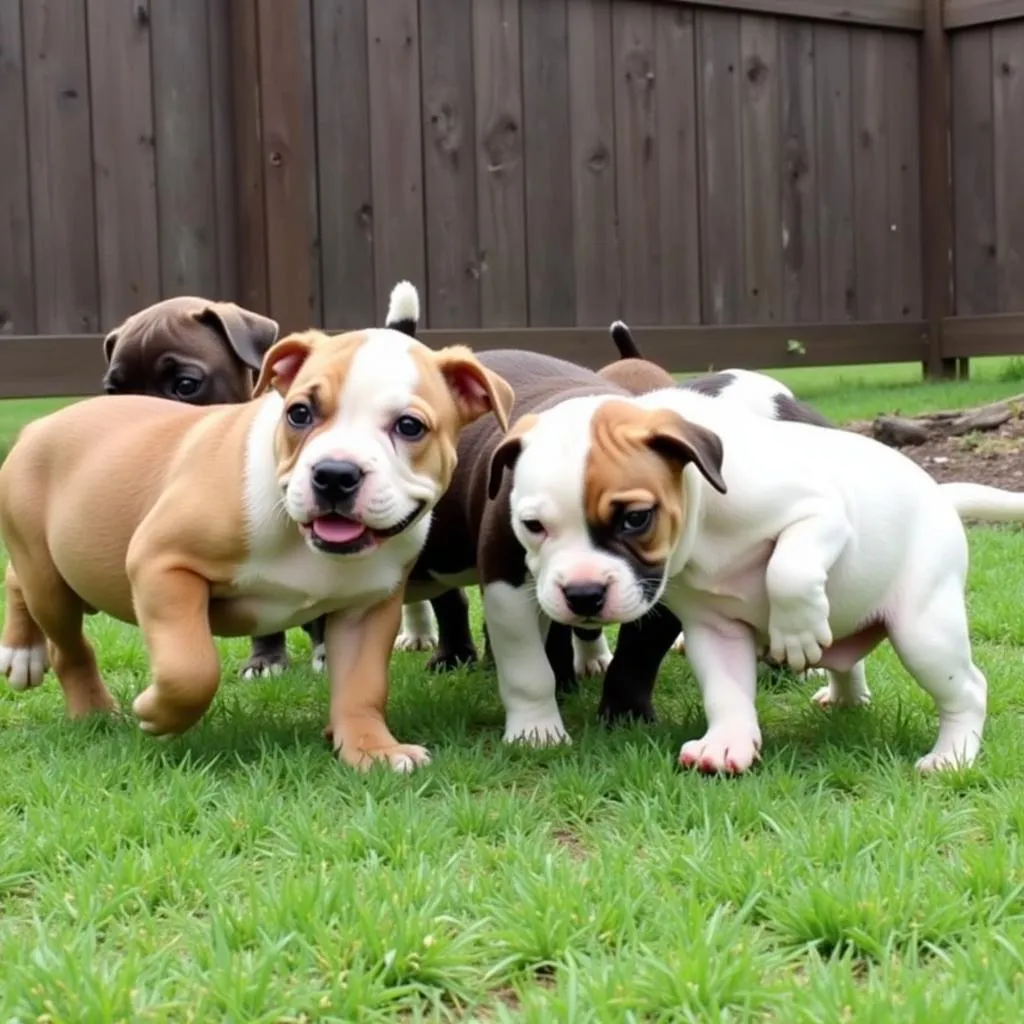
[426,590,479,671]
[394,600,439,652]
[572,626,612,680]
[241,632,290,679]
[811,659,872,709]
[0,564,49,690]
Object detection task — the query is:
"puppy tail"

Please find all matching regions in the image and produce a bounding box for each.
[941,481,1024,523]
[610,320,643,360]
[386,281,420,338]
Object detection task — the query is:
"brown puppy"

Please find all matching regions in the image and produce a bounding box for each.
[0,321,512,771]
[102,295,325,678]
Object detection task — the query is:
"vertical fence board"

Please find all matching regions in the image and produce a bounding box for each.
[654,3,701,324]
[472,0,528,327]
[697,9,744,325]
[208,0,238,301]
[295,0,322,327]
[613,1,660,324]
[86,0,160,327]
[421,0,480,328]
[740,14,782,323]
[314,0,375,328]
[568,0,619,325]
[367,0,427,319]
[952,27,997,315]
[522,0,575,325]
[814,24,855,321]
[993,22,1024,311]
[151,0,218,296]
[851,30,889,320]
[885,31,922,319]
[23,0,99,332]
[0,0,36,333]
[780,19,820,322]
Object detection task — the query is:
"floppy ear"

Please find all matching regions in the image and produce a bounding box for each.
[645,410,727,495]
[195,303,280,370]
[487,414,538,500]
[251,335,315,397]
[433,346,515,432]
[102,330,119,364]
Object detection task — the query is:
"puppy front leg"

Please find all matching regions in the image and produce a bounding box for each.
[325,587,431,773]
[766,507,852,672]
[673,615,762,774]
[131,567,221,735]
[483,581,570,746]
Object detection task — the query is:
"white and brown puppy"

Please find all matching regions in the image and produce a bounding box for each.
[489,386,1024,775]
[0,313,512,771]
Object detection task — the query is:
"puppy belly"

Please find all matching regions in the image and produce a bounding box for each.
[815,622,887,672]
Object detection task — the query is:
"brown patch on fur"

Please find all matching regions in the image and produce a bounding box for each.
[584,400,726,563]
[597,359,676,396]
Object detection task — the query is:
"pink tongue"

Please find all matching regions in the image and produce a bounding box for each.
[312,515,366,544]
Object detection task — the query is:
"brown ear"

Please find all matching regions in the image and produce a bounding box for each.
[252,335,315,397]
[645,410,727,494]
[487,414,537,500]
[434,346,515,432]
[102,330,119,364]
[194,303,280,370]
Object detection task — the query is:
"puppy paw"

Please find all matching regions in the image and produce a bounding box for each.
[679,723,762,775]
[915,745,978,774]
[132,686,201,737]
[768,597,832,673]
[427,646,478,673]
[334,739,432,773]
[503,707,572,747]
[0,643,48,691]
[573,634,612,679]
[393,632,438,652]
[240,654,287,680]
[811,681,871,709]
[671,632,687,655]
[311,644,327,673]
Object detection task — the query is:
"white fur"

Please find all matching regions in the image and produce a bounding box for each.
[386,280,420,326]
[573,632,612,678]
[506,387,996,774]
[0,643,48,690]
[395,601,439,651]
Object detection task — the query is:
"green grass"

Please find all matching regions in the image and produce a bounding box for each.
[3,363,1024,1019]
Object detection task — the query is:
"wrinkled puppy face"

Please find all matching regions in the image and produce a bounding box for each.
[489,396,726,625]
[254,328,513,557]
[103,297,279,405]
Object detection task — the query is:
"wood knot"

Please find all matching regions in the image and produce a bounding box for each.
[134,3,149,27]
[1001,60,1014,77]
[429,101,462,157]
[746,56,768,85]
[587,144,609,174]
[268,151,283,167]
[483,114,520,170]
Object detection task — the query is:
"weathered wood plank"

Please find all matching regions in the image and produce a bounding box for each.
[951,27,997,315]
[472,0,528,327]
[208,0,238,300]
[992,21,1024,311]
[23,0,99,332]
[0,0,36,333]
[740,14,783,323]
[367,0,427,320]
[521,0,575,325]
[779,19,820,322]
[654,3,701,324]
[943,313,1024,356]
[814,24,856,321]
[313,0,375,327]
[668,1,921,30]
[884,31,922,319]
[86,0,160,327]
[613,1,660,324]
[150,0,218,296]
[697,9,745,324]
[568,0,619,325]
[946,1,1024,29]
[421,0,480,328]
[295,0,322,327]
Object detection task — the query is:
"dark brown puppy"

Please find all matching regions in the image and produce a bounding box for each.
[102,296,323,678]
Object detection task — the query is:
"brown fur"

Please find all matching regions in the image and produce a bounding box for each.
[597,358,676,395]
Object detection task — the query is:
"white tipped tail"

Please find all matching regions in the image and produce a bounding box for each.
[386,280,420,328]
[941,481,1024,522]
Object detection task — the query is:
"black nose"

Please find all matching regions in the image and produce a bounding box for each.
[561,582,608,618]
[103,378,120,395]
[311,460,365,502]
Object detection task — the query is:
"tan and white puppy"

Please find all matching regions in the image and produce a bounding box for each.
[0,308,512,771]
[489,387,1024,775]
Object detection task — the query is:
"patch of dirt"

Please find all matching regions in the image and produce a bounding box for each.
[846,415,1024,489]
[551,827,587,861]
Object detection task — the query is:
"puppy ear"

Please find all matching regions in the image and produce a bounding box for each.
[487,414,537,500]
[645,410,727,495]
[434,346,515,432]
[252,335,315,397]
[385,280,420,338]
[102,330,119,365]
[195,303,280,370]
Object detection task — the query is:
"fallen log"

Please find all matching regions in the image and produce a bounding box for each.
[871,394,1023,448]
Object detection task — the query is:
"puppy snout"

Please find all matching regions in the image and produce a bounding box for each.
[103,376,120,395]
[311,459,365,504]
[561,581,608,618]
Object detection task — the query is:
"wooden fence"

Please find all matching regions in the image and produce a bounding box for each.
[2,0,1024,398]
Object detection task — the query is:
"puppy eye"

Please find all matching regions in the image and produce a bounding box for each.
[172,376,201,399]
[393,414,427,440]
[619,508,654,534]
[286,402,315,429]
[522,518,545,536]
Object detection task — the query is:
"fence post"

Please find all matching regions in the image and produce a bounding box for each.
[919,0,959,380]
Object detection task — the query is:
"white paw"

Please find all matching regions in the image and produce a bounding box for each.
[573,634,612,679]
[393,631,438,652]
[768,596,832,673]
[240,660,285,680]
[671,632,686,655]
[916,744,979,774]
[386,745,432,773]
[811,682,871,709]
[503,707,572,747]
[679,722,762,775]
[311,644,326,673]
[0,643,49,691]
